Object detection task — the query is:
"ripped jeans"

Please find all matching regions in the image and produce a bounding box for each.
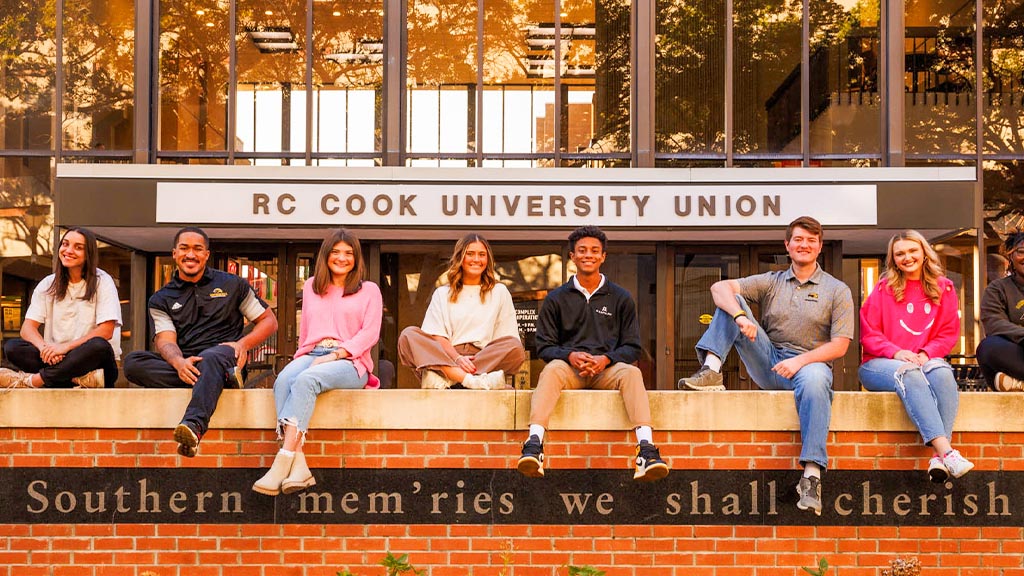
[858,358,959,446]
[274,346,368,440]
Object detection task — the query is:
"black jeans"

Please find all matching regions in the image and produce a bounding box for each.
[976,335,1024,387]
[122,345,238,436]
[2,336,118,388]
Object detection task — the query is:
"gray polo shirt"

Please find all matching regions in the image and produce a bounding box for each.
[736,264,854,353]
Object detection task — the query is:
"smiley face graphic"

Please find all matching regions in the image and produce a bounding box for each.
[899,300,935,336]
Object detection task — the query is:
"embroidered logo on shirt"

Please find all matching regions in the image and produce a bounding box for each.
[210,288,229,298]
[805,292,820,302]
[595,306,613,317]
[171,302,183,310]
[1016,299,1024,310]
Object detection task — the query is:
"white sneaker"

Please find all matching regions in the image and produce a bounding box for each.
[463,370,507,390]
[72,368,104,389]
[995,372,1024,392]
[941,449,975,479]
[928,456,949,483]
[420,370,452,390]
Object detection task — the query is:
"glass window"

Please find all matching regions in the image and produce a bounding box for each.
[312,0,383,165]
[2,0,56,151]
[563,0,631,160]
[655,0,726,157]
[159,0,230,153]
[0,156,54,338]
[62,0,135,152]
[809,0,880,159]
[406,0,478,163]
[482,0,556,162]
[904,0,976,158]
[734,0,803,156]
[236,0,309,163]
[983,0,1024,156]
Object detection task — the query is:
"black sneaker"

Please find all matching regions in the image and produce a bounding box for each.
[517,434,545,478]
[174,422,201,458]
[633,440,670,482]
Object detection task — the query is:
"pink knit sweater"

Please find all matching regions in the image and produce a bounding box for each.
[293,278,382,378]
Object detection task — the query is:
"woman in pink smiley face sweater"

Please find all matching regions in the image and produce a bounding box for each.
[859,230,972,484]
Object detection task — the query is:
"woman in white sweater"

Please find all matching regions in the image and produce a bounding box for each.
[398,234,525,389]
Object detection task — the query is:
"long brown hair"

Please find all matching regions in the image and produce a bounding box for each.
[882,230,945,304]
[49,227,100,301]
[445,233,496,303]
[312,229,365,296]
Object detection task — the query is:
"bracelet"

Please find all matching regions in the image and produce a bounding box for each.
[732,310,747,321]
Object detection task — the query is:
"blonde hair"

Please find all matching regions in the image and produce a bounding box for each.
[882,230,945,304]
[445,234,496,303]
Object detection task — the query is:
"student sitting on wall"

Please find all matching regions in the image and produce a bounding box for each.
[253,229,382,496]
[676,216,853,516]
[122,226,278,458]
[858,230,973,482]
[516,225,669,482]
[1,227,121,389]
[398,233,524,390]
[977,230,1024,392]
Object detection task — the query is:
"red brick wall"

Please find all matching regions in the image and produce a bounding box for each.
[3,429,1024,576]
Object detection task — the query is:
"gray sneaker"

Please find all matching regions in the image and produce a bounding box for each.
[995,372,1024,392]
[796,476,822,515]
[676,366,725,391]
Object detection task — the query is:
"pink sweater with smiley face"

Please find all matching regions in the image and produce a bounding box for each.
[859,277,961,362]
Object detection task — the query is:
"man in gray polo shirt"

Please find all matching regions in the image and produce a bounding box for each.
[677,215,854,516]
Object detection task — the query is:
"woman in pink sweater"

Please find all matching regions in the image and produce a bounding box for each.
[859,230,972,483]
[253,229,382,496]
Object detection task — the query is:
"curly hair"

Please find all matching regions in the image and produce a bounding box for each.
[445,233,496,303]
[882,230,945,304]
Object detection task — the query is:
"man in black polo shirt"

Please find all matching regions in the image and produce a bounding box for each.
[124,227,278,457]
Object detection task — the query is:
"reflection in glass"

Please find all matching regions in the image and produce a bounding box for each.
[734,0,802,156]
[674,252,739,388]
[236,0,308,162]
[904,0,975,156]
[1,0,55,151]
[983,0,1024,156]
[655,0,726,156]
[482,0,556,161]
[407,0,477,161]
[809,0,880,159]
[0,157,54,302]
[313,0,383,164]
[159,0,230,152]
[62,0,135,151]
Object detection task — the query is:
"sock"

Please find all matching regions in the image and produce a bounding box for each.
[634,426,653,444]
[703,353,723,373]
[803,462,822,479]
[529,424,546,442]
[280,449,295,457]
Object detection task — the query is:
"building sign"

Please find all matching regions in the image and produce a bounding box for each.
[156,183,877,227]
[4,468,1016,526]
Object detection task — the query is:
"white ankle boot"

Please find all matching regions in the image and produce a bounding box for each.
[252,450,295,496]
[281,452,316,494]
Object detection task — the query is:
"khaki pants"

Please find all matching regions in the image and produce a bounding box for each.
[397,326,525,377]
[528,359,652,429]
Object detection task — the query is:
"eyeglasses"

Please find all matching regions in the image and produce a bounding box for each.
[1014,248,1024,258]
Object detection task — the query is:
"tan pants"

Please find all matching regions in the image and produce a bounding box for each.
[528,359,652,429]
[397,327,525,377]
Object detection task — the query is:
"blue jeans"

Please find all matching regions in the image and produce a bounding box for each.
[696,296,833,469]
[274,346,368,434]
[859,358,958,445]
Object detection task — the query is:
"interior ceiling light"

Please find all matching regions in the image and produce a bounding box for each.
[524,23,596,78]
[333,10,341,16]
[205,22,215,27]
[265,10,274,15]
[324,37,384,64]
[196,9,205,15]
[247,26,300,53]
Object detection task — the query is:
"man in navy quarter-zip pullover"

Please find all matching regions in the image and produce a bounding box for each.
[515,225,669,482]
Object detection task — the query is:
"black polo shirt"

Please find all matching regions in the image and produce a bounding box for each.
[148,267,268,357]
